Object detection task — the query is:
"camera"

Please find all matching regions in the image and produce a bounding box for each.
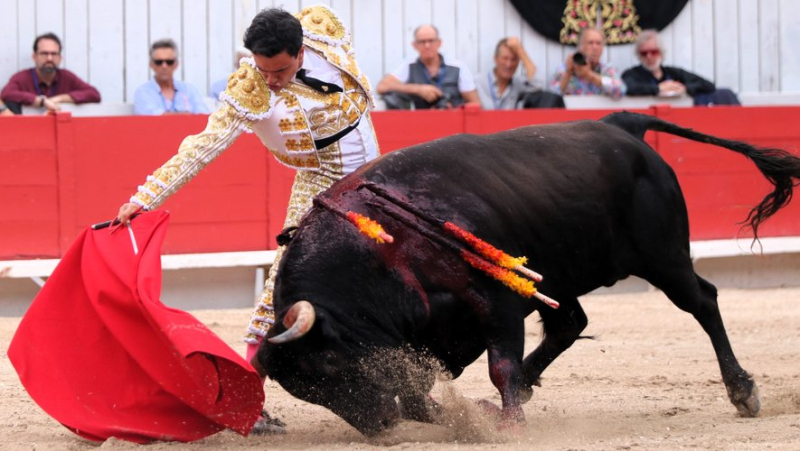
[434,92,454,109]
[573,52,586,66]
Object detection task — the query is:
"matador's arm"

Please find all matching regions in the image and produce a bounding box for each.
[130,61,273,210]
[129,104,251,210]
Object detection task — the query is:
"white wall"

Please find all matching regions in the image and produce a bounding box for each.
[1,0,797,103]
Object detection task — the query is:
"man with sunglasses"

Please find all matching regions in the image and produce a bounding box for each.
[0,32,101,114]
[133,38,210,115]
[116,5,379,434]
[622,29,740,106]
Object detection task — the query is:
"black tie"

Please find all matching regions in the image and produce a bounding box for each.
[295,69,343,93]
[293,70,359,149]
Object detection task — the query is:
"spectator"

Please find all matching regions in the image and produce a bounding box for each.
[376,24,480,109]
[209,47,253,100]
[134,39,210,115]
[477,37,564,109]
[0,32,101,114]
[622,29,741,106]
[551,27,625,100]
[0,101,13,116]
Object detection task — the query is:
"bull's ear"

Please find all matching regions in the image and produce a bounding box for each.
[276,227,298,246]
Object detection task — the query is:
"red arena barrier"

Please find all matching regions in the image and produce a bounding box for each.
[1,106,799,260]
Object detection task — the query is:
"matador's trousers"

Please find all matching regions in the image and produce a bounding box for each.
[244,169,338,350]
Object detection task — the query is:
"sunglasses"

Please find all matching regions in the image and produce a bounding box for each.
[639,49,660,57]
[152,59,176,66]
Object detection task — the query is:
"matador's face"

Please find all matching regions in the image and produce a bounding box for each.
[253,47,305,92]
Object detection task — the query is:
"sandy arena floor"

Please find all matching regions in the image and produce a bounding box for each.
[2,287,799,450]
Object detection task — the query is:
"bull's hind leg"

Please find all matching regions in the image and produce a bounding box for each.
[520,297,587,403]
[646,268,761,417]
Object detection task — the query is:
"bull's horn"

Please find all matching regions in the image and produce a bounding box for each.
[268,300,316,344]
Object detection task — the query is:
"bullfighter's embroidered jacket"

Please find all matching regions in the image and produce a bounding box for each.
[130,4,379,212]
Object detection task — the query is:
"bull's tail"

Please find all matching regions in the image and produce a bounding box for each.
[601,111,800,238]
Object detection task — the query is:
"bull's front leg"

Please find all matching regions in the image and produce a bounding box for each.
[461,287,527,428]
[485,346,525,426]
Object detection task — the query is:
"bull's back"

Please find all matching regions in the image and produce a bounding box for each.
[358,121,679,292]
[348,121,662,223]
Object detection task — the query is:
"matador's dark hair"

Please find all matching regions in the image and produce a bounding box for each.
[243,8,304,58]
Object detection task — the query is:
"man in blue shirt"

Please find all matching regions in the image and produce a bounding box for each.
[134,39,209,115]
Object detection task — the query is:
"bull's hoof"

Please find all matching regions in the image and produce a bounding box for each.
[519,378,540,404]
[729,380,761,417]
[519,386,533,404]
[498,419,526,435]
[476,399,502,420]
[398,394,443,424]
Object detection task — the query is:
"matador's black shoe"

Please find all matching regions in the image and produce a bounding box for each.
[251,410,287,435]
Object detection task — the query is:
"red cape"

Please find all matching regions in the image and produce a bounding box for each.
[8,211,264,443]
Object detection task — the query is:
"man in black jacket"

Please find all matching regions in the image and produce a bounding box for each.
[622,29,740,106]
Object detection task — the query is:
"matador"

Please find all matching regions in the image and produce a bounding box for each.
[118,5,379,365]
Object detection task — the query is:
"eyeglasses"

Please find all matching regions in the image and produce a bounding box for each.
[152,59,176,66]
[639,49,660,58]
[415,38,439,46]
[37,51,61,57]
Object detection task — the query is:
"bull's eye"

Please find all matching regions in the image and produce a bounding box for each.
[321,350,341,375]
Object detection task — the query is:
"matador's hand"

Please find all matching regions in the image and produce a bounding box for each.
[117,203,141,224]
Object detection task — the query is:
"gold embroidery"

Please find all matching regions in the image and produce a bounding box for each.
[342,73,357,91]
[296,5,347,41]
[284,94,300,109]
[358,73,372,92]
[278,111,308,133]
[355,96,367,113]
[283,133,314,152]
[287,82,340,106]
[307,40,330,55]
[345,59,359,78]
[223,62,271,116]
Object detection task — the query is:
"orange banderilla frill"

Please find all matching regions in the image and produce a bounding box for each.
[443,221,543,282]
[461,252,536,298]
[346,211,394,243]
[458,248,558,309]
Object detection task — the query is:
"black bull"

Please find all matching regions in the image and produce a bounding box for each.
[255,112,800,435]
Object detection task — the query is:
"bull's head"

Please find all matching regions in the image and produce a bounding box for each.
[257,301,433,435]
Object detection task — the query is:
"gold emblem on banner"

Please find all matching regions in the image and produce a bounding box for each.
[560,0,641,45]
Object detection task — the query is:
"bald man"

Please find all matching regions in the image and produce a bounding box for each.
[376,24,480,109]
[551,27,625,100]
